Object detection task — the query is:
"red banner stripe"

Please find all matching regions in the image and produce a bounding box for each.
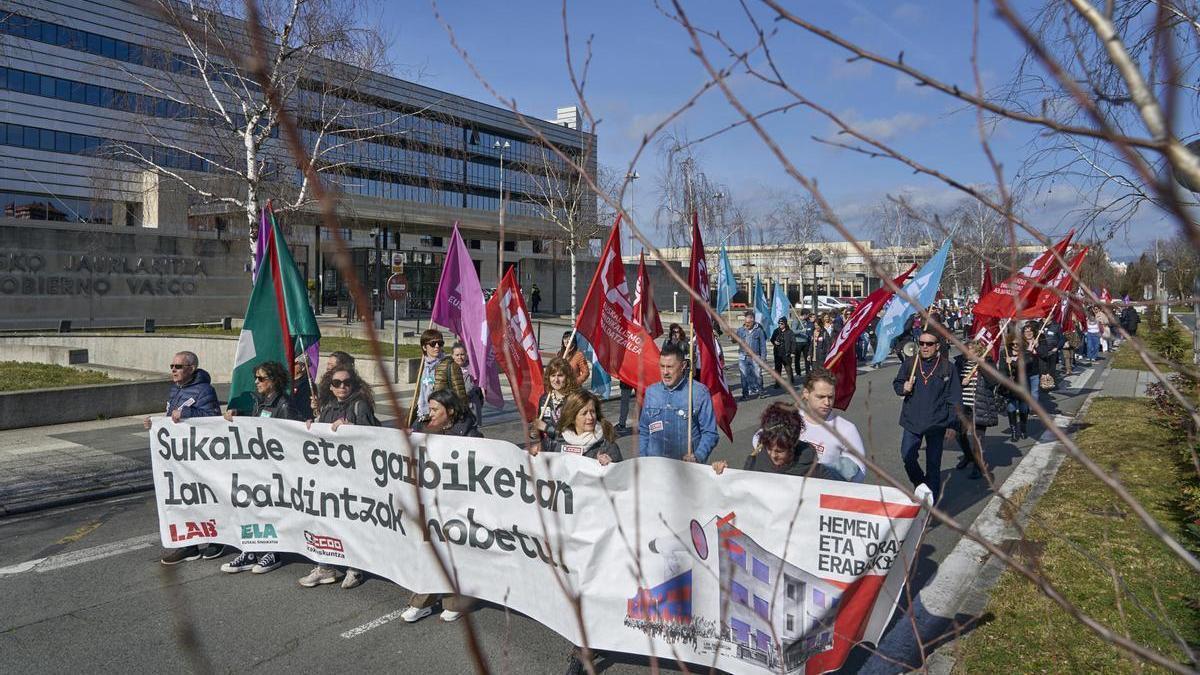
[820,493,920,519]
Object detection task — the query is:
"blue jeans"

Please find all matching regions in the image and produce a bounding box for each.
[739,358,761,396]
[1085,333,1100,360]
[617,384,633,426]
[901,428,946,501]
[1005,374,1039,413]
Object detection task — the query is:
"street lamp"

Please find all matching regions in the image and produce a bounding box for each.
[1157,258,1173,326]
[626,170,639,253]
[494,140,511,281]
[369,226,382,326]
[806,248,823,316]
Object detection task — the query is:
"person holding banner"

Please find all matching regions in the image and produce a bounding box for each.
[557,331,591,388]
[299,365,377,589]
[639,343,718,463]
[548,390,622,464]
[414,388,483,438]
[219,360,297,575]
[711,403,839,479]
[313,351,355,418]
[798,371,867,482]
[893,329,960,502]
[529,358,580,455]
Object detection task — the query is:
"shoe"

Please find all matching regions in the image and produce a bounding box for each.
[969,465,982,480]
[341,568,364,589]
[251,552,282,574]
[298,566,342,587]
[220,551,257,573]
[200,544,226,560]
[954,455,972,470]
[160,546,201,565]
[614,423,627,432]
[401,605,433,623]
[440,609,463,622]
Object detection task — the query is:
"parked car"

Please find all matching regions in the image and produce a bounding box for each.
[793,295,851,312]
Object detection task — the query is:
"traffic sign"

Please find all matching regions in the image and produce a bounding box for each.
[387,273,408,300]
[391,252,405,274]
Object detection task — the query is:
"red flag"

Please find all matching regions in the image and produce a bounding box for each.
[486,268,544,424]
[972,264,1001,358]
[974,230,1074,319]
[1034,248,1088,320]
[1100,287,1112,304]
[824,265,916,410]
[633,252,663,339]
[689,213,737,440]
[1060,293,1086,332]
[576,216,662,392]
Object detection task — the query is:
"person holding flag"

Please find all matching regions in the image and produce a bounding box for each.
[893,328,961,502]
[638,342,718,462]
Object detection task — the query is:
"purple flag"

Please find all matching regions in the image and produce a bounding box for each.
[431,224,504,408]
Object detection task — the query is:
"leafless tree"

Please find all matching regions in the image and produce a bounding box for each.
[653,131,734,245]
[106,0,406,272]
[950,190,1016,294]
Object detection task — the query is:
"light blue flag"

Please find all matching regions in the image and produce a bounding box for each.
[576,332,612,398]
[753,275,770,326]
[716,246,737,313]
[870,239,953,365]
[770,282,790,329]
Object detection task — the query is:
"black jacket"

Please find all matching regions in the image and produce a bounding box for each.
[292,376,314,421]
[250,391,300,421]
[771,326,797,359]
[317,393,381,427]
[742,441,840,480]
[953,354,999,428]
[893,354,961,434]
[1000,346,1041,381]
[414,410,483,437]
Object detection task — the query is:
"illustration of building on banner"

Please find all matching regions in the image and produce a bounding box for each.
[624,514,840,671]
[719,517,841,671]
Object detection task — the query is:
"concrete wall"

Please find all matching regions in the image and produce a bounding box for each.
[0,220,251,330]
[0,379,171,430]
[0,343,88,367]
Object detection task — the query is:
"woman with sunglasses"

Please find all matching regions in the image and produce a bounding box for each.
[220,360,297,575]
[408,329,465,427]
[299,365,378,590]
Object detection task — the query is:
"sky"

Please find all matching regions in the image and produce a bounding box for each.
[378,0,1167,259]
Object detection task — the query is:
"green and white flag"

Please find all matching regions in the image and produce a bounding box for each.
[229,209,320,412]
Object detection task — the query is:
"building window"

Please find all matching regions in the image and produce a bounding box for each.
[469,239,481,250]
[752,557,770,584]
[729,618,751,645]
[786,582,797,600]
[730,581,748,606]
[503,240,517,252]
[532,239,544,254]
[813,587,826,609]
[786,614,795,632]
[754,630,771,652]
[753,595,769,620]
[727,540,746,568]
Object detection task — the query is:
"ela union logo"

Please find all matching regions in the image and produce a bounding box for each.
[169,520,217,542]
[304,530,345,559]
[240,523,278,545]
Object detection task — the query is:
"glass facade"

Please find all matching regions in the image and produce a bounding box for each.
[0,190,114,224]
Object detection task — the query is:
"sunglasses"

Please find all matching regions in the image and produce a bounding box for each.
[169,364,190,370]
[330,378,352,388]
[424,340,444,348]
[254,375,269,382]
[918,340,939,346]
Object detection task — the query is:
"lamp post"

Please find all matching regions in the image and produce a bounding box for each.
[370,226,382,326]
[494,140,511,283]
[1157,257,1173,327]
[626,171,639,253]
[806,249,823,316]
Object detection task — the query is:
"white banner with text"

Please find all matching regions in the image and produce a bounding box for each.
[151,417,927,675]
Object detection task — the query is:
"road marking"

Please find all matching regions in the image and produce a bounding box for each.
[56,521,104,545]
[0,533,158,577]
[341,608,408,639]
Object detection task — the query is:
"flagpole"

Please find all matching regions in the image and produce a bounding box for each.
[686,325,695,461]
[964,316,1011,383]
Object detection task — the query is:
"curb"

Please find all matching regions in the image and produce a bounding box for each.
[861,359,1109,673]
[0,481,153,518]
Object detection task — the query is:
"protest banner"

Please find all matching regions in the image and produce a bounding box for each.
[151,417,927,675]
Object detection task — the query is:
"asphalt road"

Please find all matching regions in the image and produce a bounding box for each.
[0,358,1106,673]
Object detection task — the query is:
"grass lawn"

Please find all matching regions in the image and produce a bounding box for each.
[953,397,1200,672]
[117,325,423,359]
[1110,343,1169,371]
[0,361,117,391]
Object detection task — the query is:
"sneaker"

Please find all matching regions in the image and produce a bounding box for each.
[251,552,282,574]
[298,566,342,587]
[220,551,257,573]
[341,568,364,589]
[200,544,226,560]
[160,546,201,565]
[440,609,463,622]
[401,605,433,623]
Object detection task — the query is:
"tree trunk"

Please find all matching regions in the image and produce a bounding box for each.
[569,240,578,323]
[245,129,260,283]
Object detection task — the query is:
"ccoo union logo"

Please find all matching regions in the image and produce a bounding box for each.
[169,520,217,542]
[240,523,279,545]
[304,530,345,559]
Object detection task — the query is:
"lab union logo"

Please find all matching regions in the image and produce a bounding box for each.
[240,523,279,546]
[168,520,217,542]
[304,530,345,559]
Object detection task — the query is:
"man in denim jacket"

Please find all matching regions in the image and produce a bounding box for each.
[638,343,718,463]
